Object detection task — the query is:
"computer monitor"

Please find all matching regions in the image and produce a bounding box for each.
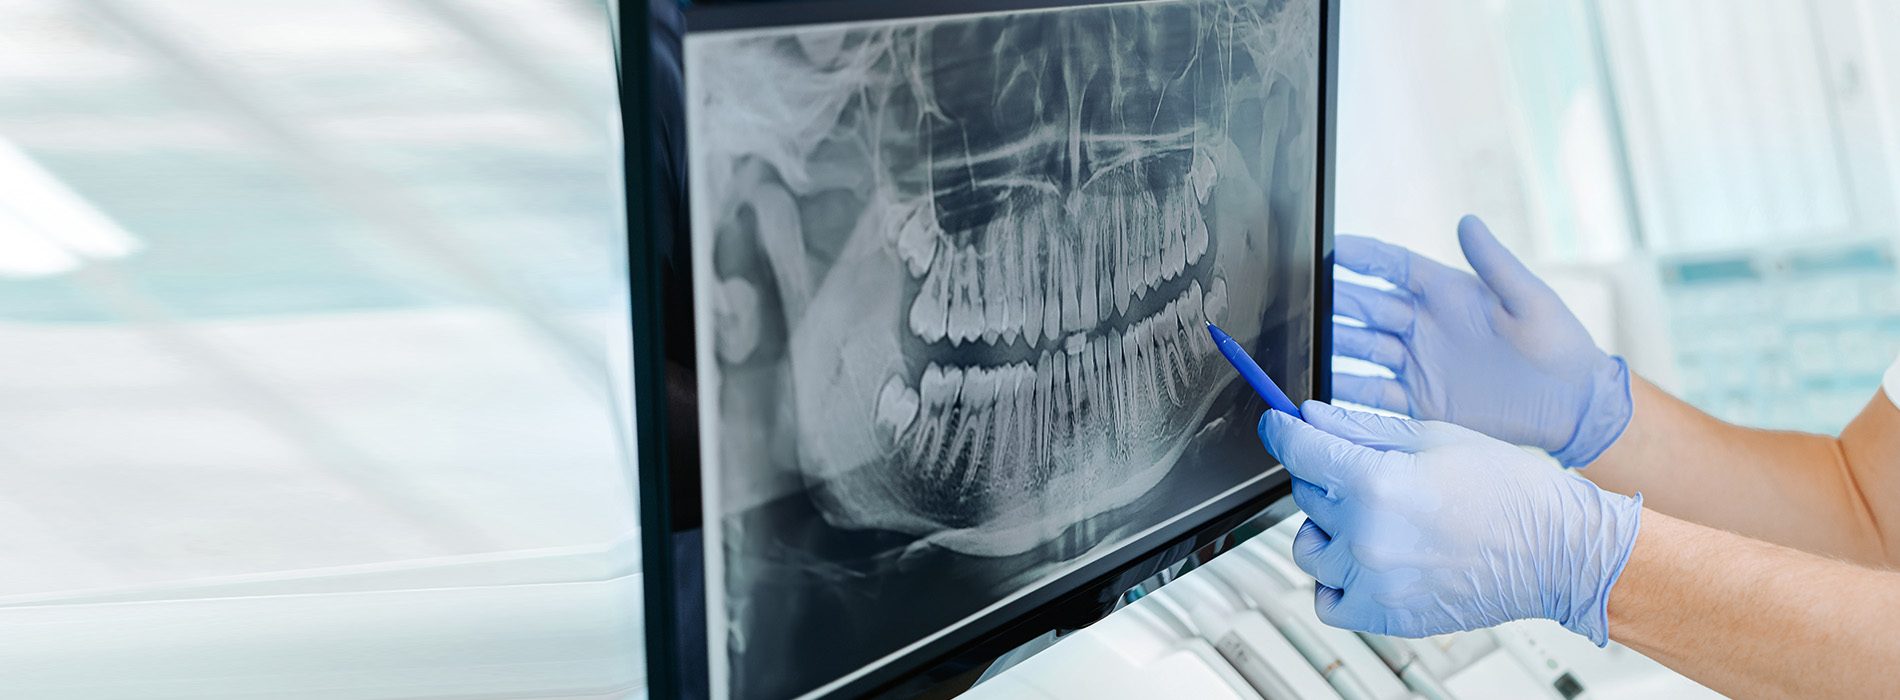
[624,0,1337,697]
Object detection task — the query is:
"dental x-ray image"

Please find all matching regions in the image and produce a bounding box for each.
[685,1,1317,697]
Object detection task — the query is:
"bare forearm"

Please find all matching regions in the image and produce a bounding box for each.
[1609,510,1900,700]
[1584,376,1888,565]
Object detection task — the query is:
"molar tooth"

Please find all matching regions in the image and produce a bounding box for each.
[1162,196,1186,280]
[1203,276,1229,325]
[947,367,996,494]
[1064,332,1087,356]
[1141,315,1173,407]
[1189,148,1217,205]
[914,364,963,473]
[947,245,984,346]
[1147,302,1178,405]
[1151,307,1184,407]
[908,257,951,344]
[1184,279,1206,330]
[1123,319,1150,416]
[985,372,1014,487]
[875,375,920,445]
[1185,199,1208,267]
[895,200,940,278]
[1046,349,1070,442]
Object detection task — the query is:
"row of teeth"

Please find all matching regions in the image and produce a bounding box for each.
[873,277,1229,499]
[894,176,1211,348]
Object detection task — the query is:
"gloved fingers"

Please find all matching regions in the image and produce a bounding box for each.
[1313,582,1347,627]
[1258,409,1386,493]
[1333,323,1409,374]
[1457,214,1555,318]
[1336,234,1435,294]
[1331,373,1409,415]
[1334,282,1415,336]
[1291,517,1352,590]
[1289,478,1342,532]
[1300,399,1441,453]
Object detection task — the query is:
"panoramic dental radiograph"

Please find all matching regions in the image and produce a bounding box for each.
[685,1,1317,697]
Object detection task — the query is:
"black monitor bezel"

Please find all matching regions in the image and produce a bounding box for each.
[623,0,1338,695]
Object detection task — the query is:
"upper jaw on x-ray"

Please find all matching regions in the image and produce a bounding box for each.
[698,1,1315,561]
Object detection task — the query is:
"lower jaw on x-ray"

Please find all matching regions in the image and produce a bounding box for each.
[687,1,1316,696]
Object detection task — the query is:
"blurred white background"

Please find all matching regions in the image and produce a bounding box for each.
[1338,0,1900,434]
[0,1,642,698]
[3,0,1898,698]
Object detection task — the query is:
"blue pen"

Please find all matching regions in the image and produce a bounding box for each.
[1206,322,1304,421]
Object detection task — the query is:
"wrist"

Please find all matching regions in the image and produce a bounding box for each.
[1548,356,1632,468]
[1552,485,1642,646]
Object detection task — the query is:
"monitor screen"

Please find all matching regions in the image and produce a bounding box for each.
[632,0,1334,697]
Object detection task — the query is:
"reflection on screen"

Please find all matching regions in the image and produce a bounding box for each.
[687,1,1318,697]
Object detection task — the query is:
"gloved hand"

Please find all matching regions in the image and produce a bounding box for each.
[1332,215,1630,467]
[1257,400,1643,645]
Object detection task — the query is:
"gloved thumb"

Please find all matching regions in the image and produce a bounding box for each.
[1457,214,1552,317]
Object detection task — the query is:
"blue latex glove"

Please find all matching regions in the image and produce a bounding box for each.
[1332,215,1630,467]
[1258,400,1643,645]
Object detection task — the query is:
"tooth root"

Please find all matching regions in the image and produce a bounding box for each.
[1185,199,1208,267]
[1143,216,1162,296]
[1002,226,1022,346]
[1034,351,1055,468]
[1041,235,1063,344]
[1204,276,1229,324]
[1108,329,1129,432]
[1093,219,1112,324]
[1065,348,1084,431]
[914,364,963,474]
[950,367,997,494]
[989,365,1023,482]
[875,375,920,444]
[1112,189,1133,317]
[1090,335,1110,435]
[1133,190,1157,300]
[1141,317,1173,407]
[1122,320,1147,418]
[948,245,984,346]
[1080,227,1102,326]
[896,201,939,278]
[1158,303,1190,407]
[909,257,951,344]
[1146,310,1181,407]
[1025,230,1046,348]
[982,233,1006,345]
[1059,237,1085,334]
